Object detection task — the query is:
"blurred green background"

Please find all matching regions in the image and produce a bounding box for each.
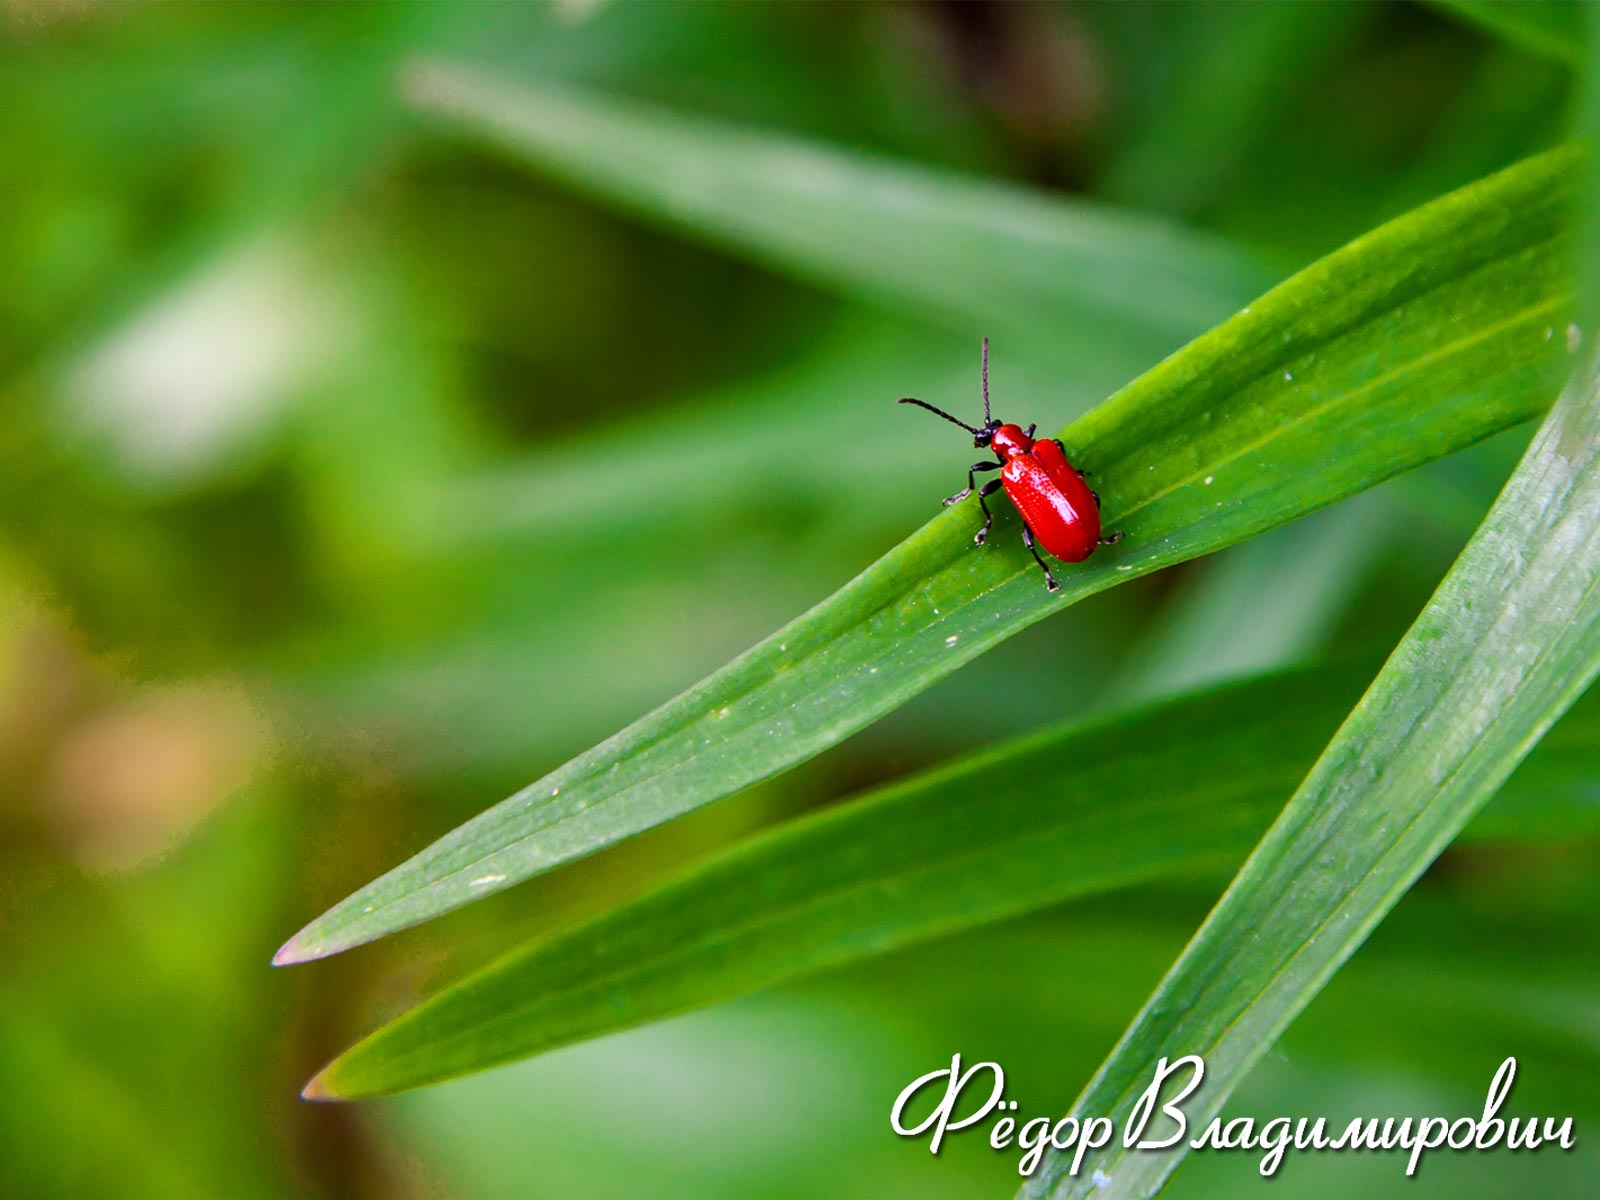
[1,2,1594,1197]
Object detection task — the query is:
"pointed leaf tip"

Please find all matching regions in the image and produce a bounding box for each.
[273,899,402,964]
[272,926,330,967]
[299,1068,343,1103]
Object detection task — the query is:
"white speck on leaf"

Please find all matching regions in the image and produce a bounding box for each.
[1204,475,1214,485]
[1283,371,1293,381]
[945,635,958,646]
[470,874,506,887]
[1567,324,1582,353]
[1092,1169,1112,1189]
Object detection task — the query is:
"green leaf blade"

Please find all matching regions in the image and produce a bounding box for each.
[1024,350,1600,1200]
[275,145,1578,967]
[299,653,1600,1099]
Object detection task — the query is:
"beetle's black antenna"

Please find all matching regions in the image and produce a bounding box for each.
[898,396,980,433]
[981,336,990,425]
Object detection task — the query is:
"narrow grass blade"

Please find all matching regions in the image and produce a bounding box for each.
[1023,348,1600,1200]
[275,146,1579,966]
[401,62,1272,369]
[300,657,1600,1098]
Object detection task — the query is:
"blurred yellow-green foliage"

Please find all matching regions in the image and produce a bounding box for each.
[1,3,1595,1198]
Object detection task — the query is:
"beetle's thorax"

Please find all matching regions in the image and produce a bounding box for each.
[988,422,1034,459]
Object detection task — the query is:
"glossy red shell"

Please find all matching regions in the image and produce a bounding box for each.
[995,428,1100,562]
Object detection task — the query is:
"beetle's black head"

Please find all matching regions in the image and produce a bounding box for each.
[972,418,1001,449]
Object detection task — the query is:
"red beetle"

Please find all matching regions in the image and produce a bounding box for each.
[900,338,1121,591]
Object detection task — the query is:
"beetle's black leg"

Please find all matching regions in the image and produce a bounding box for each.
[1021,523,1059,592]
[943,459,1002,506]
[1098,530,1125,546]
[1024,423,1036,439]
[973,478,1003,545]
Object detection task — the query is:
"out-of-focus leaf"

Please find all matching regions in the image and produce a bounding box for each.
[0,791,294,1200]
[297,656,1600,1097]
[1097,496,1391,708]
[1024,346,1600,1200]
[275,145,1579,967]
[1580,4,1600,330]
[1098,3,1370,216]
[402,62,1274,378]
[1382,44,1570,220]
[1427,0,1586,66]
[0,1006,208,1200]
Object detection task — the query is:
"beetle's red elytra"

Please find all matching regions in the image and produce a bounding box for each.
[899,338,1122,592]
